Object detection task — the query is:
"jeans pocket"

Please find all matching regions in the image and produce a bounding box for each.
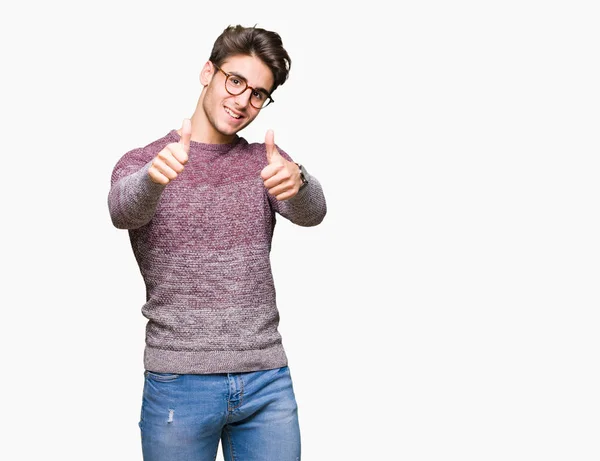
[145,370,182,383]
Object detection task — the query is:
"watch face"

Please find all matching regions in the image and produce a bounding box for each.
[297,164,308,188]
[301,166,308,181]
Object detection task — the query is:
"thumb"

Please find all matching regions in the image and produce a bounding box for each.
[179,118,192,152]
[265,129,280,163]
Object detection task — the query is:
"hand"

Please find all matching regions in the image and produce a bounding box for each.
[148,118,192,185]
[260,130,302,201]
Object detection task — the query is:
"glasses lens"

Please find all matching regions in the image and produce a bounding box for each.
[225,74,272,109]
[250,90,271,109]
[225,75,246,95]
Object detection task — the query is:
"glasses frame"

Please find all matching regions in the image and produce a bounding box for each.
[212,63,274,109]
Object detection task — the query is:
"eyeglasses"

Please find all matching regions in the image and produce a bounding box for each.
[213,63,274,109]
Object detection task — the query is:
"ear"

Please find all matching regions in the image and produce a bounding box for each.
[200,61,215,86]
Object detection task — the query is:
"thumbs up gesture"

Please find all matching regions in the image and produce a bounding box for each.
[260,129,303,201]
[148,118,192,185]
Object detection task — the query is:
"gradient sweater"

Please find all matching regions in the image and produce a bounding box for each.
[108,130,327,374]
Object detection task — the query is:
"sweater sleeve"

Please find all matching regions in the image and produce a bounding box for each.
[267,148,327,227]
[108,148,167,230]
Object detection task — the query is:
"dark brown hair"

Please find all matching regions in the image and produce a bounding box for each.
[209,25,291,93]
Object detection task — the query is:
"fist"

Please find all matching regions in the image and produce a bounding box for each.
[148,118,192,185]
[260,129,302,201]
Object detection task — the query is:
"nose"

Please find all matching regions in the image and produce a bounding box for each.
[234,88,253,107]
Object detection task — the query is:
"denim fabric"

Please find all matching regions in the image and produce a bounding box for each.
[139,366,301,461]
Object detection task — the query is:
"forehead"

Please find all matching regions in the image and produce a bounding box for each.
[220,54,274,91]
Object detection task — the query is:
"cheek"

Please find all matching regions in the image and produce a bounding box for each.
[205,83,224,103]
[204,90,226,117]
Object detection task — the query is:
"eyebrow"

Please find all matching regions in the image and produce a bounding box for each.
[226,70,271,95]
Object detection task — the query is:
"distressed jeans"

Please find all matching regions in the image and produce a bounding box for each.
[139,365,301,461]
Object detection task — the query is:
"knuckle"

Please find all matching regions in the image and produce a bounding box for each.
[149,169,169,185]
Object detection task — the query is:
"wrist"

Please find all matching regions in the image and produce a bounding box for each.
[295,163,308,190]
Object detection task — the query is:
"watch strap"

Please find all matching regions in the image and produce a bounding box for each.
[295,163,309,190]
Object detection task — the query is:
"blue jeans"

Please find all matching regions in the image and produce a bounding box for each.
[139,366,301,461]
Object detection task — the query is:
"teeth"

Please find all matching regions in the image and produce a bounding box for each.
[225,107,241,119]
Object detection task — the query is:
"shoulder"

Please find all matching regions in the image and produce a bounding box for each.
[140,130,179,156]
[118,131,176,164]
[241,139,293,166]
[111,130,177,182]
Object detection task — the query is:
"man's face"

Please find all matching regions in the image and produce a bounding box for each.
[201,54,274,140]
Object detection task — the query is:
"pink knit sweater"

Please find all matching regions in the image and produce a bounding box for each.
[108,130,326,374]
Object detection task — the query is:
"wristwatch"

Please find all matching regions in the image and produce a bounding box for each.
[295,163,309,190]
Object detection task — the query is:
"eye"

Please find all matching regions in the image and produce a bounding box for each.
[252,90,268,101]
[228,76,244,87]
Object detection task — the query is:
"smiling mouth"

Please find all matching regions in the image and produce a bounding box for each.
[224,106,242,120]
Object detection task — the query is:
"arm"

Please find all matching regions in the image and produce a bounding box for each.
[108,120,191,230]
[108,151,167,230]
[268,169,327,227]
[260,130,327,227]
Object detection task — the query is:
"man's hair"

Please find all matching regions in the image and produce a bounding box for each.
[209,25,292,93]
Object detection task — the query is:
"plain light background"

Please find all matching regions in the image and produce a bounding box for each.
[2,0,599,459]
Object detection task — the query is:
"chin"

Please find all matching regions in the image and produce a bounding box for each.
[217,125,242,137]
[220,120,249,136]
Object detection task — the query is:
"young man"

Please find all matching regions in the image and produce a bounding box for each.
[108,25,326,461]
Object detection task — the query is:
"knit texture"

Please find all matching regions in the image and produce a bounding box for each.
[108,130,326,374]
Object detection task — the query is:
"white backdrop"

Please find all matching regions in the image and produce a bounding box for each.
[1,1,599,460]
